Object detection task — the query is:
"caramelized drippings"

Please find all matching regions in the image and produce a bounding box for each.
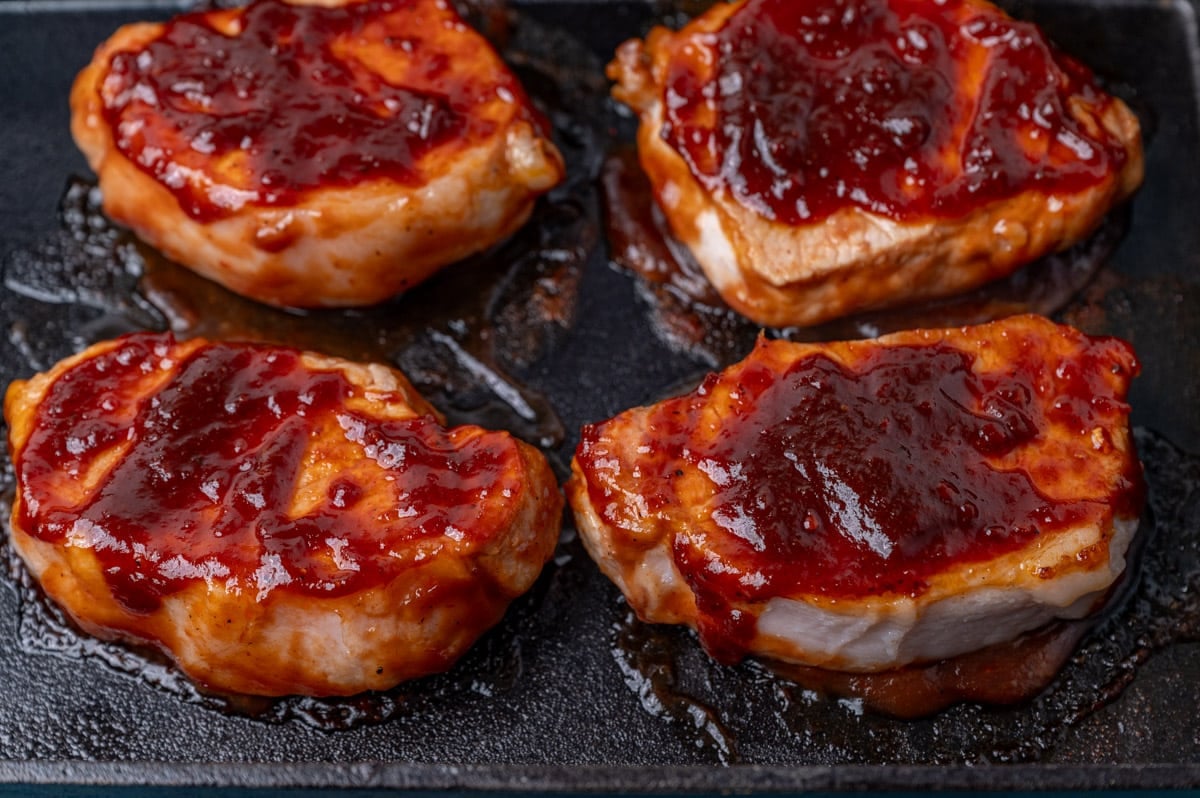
[16,333,524,613]
[661,0,1128,224]
[100,0,535,221]
[577,330,1140,661]
[600,148,722,307]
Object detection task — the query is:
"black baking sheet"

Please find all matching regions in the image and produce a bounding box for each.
[0,0,1199,791]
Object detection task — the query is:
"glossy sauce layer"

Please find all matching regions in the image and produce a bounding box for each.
[577,332,1140,660]
[661,0,1128,224]
[100,0,528,221]
[16,333,522,613]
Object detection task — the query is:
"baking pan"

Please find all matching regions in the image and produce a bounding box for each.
[0,0,1199,791]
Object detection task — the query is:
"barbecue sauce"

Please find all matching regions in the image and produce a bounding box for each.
[99,0,536,221]
[14,333,525,613]
[577,327,1141,662]
[661,0,1128,225]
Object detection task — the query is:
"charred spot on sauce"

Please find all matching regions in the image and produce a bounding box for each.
[98,0,531,222]
[15,332,524,613]
[660,0,1128,224]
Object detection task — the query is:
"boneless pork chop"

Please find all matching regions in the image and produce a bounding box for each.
[5,333,562,696]
[609,0,1143,327]
[568,315,1141,672]
[71,0,564,308]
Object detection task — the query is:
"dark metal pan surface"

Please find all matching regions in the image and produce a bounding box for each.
[0,0,1198,791]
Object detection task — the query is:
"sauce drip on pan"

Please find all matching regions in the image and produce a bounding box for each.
[100,0,535,221]
[15,333,524,613]
[662,0,1128,224]
[578,335,1141,661]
